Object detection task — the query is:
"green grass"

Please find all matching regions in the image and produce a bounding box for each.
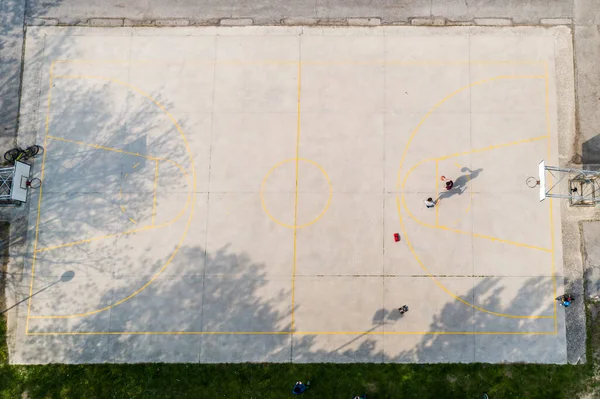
[0,361,594,398]
[0,219,597,398]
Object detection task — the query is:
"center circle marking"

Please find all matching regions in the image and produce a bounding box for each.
[260,158,332,229]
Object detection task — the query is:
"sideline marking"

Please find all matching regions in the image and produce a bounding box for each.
[25,330,557,336]
[396,75,554,319]
[544,62,558,332]
[291,60,302,332]
[25,61,55,333]
[51,58,547,67]
[27,73,196,321]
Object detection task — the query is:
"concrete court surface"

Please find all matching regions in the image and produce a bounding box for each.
[6,25,574,364]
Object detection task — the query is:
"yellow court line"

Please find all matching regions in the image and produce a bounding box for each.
[260,158,332,229]
[402,135,551,252]
[48,134,192,187]
[291,60,302,332]
[152,159,158,226]
[50,58,547,67]
[35,226,152,253]
[36,88,194,254]
[544,62,558,332]
[25,61,56,333]
[120,205,126,213]
[395,76,546,189]
[402,198,552,252]
[132,162,140,169]
[395,74,555,320]
[34,161,191,253]
[129,218,137,225]
[28,73,197,321]
[397,196,552,319]
[47,135,159,161]
[28,63,554,332]
[25,330,557,336]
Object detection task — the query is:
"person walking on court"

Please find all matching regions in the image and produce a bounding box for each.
[424,197,436,208]
[441,176,454,190]
[398,305,409,315]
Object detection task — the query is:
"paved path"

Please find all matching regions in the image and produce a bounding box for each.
[0,0,25,146]
[24,0,572,24]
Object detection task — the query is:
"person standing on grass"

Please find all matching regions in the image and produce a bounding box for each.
[424,197,436,208]
[292,381,309,395]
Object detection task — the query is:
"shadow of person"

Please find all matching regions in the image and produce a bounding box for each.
[437,167,483,201]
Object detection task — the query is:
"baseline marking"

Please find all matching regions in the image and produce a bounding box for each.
[25,61,55,333]
[544,62,558,332]
[25,330,557,336]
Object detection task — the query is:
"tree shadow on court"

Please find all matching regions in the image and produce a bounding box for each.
[13,237,293,363]
[3,47,218,363]
[292,275,563,367]
[437,167,483,202]
[582,134,600,167]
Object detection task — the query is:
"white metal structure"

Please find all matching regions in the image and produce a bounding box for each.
[539,160,600,206]
[0,161,32,203]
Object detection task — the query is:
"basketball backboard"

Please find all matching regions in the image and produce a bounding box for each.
[10,161,31,202]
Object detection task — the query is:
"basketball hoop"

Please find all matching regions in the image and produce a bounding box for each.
[526,176,540,188]
[26,178,41,189]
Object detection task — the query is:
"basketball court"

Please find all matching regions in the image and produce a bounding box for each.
[9,25,573,363]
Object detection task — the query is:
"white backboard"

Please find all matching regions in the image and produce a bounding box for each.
[10,161,31,202]
[538,160,546,202]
